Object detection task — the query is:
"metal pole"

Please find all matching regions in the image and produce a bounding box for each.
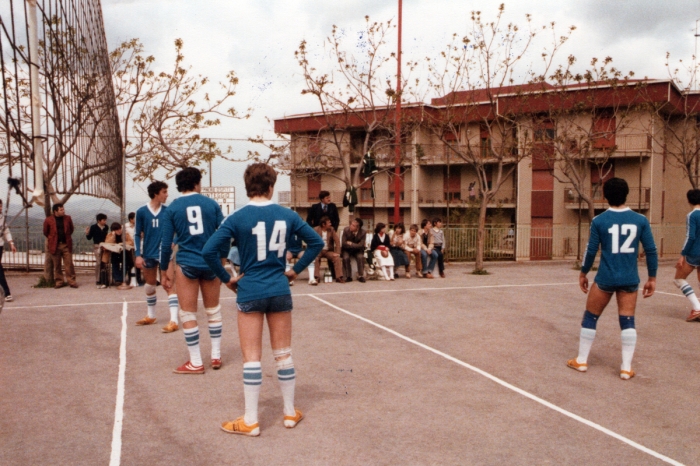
[393,0,402,225]
[26,0,44,207]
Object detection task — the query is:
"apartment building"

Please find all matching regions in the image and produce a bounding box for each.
[274,79,698,260]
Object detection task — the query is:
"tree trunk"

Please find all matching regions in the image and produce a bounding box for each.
[474,195,489,272]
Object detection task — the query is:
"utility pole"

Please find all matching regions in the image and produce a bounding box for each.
[26,0,44,207]
[393,0,403,225]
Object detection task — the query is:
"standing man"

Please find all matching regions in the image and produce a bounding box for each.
[43,203,78,289]
[341,218,366,282]
[0,200,17,301]
[85,213,108,289]
[673,189,700,322]
[307,190,339,231]
[314,216,345,283]
[134,181,179,333]
[125,212,143,286]
[202,163,323,436]
[567,178,657,380]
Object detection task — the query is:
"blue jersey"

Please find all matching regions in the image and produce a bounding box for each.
[681,209,700,257]
[160,193,225,271]
[134,203,167,259]
[582,207,658,287]
[202,200,323,303]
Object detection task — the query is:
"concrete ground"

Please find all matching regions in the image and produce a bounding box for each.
[0,260,697,465]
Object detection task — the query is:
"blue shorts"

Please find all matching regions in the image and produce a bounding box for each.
[142,258,159,269]
[288,250,302,259]
[685,255,700,267]
[237,294,293,314]
[179,264,217,281]
[596,282,639,294]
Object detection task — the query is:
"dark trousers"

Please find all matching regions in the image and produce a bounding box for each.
[0,246,10,296]
[111,252,133,284]
[434,245,445,274]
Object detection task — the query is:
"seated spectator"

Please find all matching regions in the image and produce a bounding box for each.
[370,222,394,281]
[102,222,134,286]
[313,216,345,284]
[420,219,438,278]
[390,223,410,278]
[341,218,366,283]
[285,233,317,286]
[404,224,423,278]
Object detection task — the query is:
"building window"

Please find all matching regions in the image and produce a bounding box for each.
[307,177,321,201]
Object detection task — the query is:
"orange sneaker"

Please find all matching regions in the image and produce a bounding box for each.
[211,359,222,370]
[135,316,157,326]
[283,409,304,428]
[221,416,260,436]
[620,369,635,380]
[161,321,179,333]
[566,358,588,372]
[173,361,204,374]
[686,309,700,322]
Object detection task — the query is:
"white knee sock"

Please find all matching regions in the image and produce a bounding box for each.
[308,262,315,281]
[276,356,296,417]
[285,261,293,272]
[388,266,395,278]
[168,294,179,323]
[243,362,262,425]
[209,322,222,359]
[676,279,700,310]
[621,328,637,372]
[183,326,203,367]
[577,328,596,364]
[381,266,390,280]
[146,294,156,318]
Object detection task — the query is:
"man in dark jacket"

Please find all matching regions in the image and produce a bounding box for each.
[306,190,340,231]
[43,203,78,288]
[85,213,108,288]
[341,218,366,282]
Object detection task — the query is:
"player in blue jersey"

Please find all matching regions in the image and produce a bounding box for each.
[285,233,317,286]
[674,189,700,322]
[160,167,226,375]
[202,163,323,437]
[568,178,657,380]
[134,181,180,333]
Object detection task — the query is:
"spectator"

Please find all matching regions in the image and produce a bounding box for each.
[313,216,345,283]
[85,213,108,289]
[341,218,366,283]
[371,222,394,281]
[285,234,317,286]
[404,224,423,279]
[0,200,16,301]
[432,217,447,278]
[390,223,410,278]
[43,203,78,289]
[125,212,143,286]
[307,190,340,231]
[420,219,437,279]
[102,222,134,286]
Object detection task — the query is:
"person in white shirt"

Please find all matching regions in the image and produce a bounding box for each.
[0,200,16,301]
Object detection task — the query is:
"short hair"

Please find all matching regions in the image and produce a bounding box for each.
[52,203,64,213]
[603,177,629,207]
[319,215,331,226]
[688,189,700,206]
[319,190,330,200]
[244,163,277,197]
[96,213,107,222]
[128,212,135,221]
[110,222,122,231]
[147,181,168,199]
[432,217,442,225]
[409,224,419,232]
[374,222,386,234]
[420,218,430,229]
[175,167,202,193]
[394,223,406,235]
[353,218,363,228]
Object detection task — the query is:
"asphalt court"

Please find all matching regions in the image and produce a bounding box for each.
[1,261,698,465]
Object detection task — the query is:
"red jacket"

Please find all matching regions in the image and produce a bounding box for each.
[43,215,74,254]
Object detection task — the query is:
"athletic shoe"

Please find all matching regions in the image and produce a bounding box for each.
[566,358,588,372]
[309,279,318,286]
[284,409,304,428]
[211,359,222,370]
[161,321,179,333]
[221,416,260,436]
[4,295,12,302]
[686,309,700,322]
[135,316,157,326]
[620,369,635,380]
[173,361,205,374]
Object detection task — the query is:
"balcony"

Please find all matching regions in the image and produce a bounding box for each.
[418,188,517,208]
[563,185,650,210]
[566,133,652,159]
[417,143,518,165]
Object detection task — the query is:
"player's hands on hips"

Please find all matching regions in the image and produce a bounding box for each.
[676,256,685,269]
[161,273,171,291]
[579,272,589,294]
[135,256,144,270]
[284,269,298,283]
[226,273,243,293]
[643,278,656,298]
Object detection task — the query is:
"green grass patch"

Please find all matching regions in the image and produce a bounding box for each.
[34,276,55,288]
[471,269,490,275]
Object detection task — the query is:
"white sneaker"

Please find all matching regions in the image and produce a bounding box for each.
[289,280,295,286]
[308,279,318,286]
[5,295,12,302]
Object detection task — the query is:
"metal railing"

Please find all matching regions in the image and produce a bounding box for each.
[563,185,650,210]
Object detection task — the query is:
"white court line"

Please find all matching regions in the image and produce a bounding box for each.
[109,300,128,466]
[656,291,684,298]
[308,294,685,466]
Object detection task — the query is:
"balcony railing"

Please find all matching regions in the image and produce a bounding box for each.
[563,184,651,210]
[417,143,518,165]
[418,187,517,207]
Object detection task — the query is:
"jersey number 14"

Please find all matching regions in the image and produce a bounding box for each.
[252,221,286,261]
[608,224,637,254]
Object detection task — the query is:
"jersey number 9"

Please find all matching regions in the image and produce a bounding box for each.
[187,206,204,235]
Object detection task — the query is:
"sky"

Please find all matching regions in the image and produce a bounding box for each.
[24,0,700,207]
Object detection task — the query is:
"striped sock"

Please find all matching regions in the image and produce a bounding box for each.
[183,326,203,367]
[209,322,222,359]
[146,294,157,318]
[576,328,597,364]
[621,328,637,372]
[276,356,296,417]
[680,282,700,310]
[168,294,179,323]
[243,362,262,425]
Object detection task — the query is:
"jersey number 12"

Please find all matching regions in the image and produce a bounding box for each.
[608,224,637,254]
[252,221,287,261]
